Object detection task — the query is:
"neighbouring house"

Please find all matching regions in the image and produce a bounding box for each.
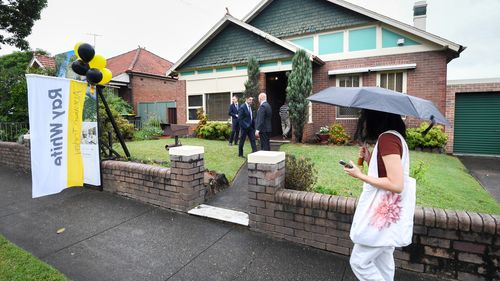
[28,53,56,71]
[168,0,468,151]
[107,47,185,125]
[446,78,500,156]
[28,50,79,79]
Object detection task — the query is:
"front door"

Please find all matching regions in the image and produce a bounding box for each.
[265,72,288,137]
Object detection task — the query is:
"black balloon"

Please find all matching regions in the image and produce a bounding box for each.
[86,68,103,84]
[71,59,90,76]
[78,43,95,62]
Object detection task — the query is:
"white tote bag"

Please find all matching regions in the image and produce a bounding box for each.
[350,131,416,247]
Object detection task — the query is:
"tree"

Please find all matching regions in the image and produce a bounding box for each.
[0,50,54,122]
[243,57,260,110]
[0,51,34,122]
[286,49,312,143]
[0,0,48,50]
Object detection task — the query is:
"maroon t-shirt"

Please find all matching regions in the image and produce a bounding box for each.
[377,133,403,177]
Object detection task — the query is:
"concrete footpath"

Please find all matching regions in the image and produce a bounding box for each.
[0,165,440,281]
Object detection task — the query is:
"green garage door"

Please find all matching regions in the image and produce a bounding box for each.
[454,92,500,155]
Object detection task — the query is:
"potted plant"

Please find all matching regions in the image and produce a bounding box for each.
[317,126,330,144]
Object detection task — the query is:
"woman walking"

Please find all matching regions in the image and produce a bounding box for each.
[343,109,416,281]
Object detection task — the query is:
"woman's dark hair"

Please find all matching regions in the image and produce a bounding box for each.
[354,109,406,142]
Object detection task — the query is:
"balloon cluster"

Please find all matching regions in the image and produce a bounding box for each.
[71,42,112,85]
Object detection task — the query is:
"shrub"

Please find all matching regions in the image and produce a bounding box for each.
[319,126,329,134]
[194,108,208,135]
[406,122,447,150]
[287,49,312,143]
[193,108,230,140]
[196,121,231,140]
[99,105,134,145]
[285,154,318,191]
[134,117,164,141]
[329,123,350,145]
[410,160,428,183]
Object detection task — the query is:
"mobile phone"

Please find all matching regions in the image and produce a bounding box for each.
[339,160,353,169]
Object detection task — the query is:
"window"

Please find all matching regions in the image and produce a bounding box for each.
[336,75,361,118]
[378,72,405,93]
[348,27,376,52]
[205,92,230,121]
[319,32,343,55]
[290,36,314,52]
[188,94,203,121]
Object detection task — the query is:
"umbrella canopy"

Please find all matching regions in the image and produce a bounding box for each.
[307,87,449,125]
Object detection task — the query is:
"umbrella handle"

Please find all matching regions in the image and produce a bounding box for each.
[422,115,436,136]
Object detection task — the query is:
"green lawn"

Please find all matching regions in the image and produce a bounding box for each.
[281,144,500,214]
[115,138,253,182]
[0,234,68,281]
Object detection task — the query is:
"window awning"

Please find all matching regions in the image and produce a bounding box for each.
[328,63,416,75]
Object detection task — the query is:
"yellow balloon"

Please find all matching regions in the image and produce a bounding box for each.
[89,54,106,70]
[73,42,82,59]
[98,68,112,85]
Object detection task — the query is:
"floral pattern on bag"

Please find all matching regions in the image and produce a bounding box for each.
[369,192,402,230]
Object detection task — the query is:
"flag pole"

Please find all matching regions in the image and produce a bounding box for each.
[94,85,104,191]
[96,85,131,158]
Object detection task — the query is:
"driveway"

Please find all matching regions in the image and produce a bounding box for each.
[459,156,500,202]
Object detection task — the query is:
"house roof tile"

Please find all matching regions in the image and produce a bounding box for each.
[34,54,56,69]
[107,48,173,77]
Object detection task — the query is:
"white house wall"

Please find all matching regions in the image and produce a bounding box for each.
[186,75,247,94]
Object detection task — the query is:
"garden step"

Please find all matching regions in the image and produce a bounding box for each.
[188,204,249,226]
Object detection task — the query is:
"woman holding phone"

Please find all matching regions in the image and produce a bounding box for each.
[343,109,416,281]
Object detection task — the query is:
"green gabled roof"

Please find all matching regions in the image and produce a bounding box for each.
[243,0,464,57]
[169,15,323,75]
[180,23,294,70]
[179,22,294,71]
[248,0,374,38]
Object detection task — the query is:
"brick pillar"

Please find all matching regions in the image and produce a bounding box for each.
[169,146,205,211]
[247,151,285,232]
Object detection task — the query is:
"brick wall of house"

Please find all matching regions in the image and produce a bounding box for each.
[130,74,186,124]
[248,152,499,280]
[307,51,448,142]
[0,141,30,172]
[445,81,500,153]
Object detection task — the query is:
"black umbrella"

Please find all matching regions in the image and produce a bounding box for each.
[307,87,449,126]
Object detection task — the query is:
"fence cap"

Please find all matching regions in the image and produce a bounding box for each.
[169,145,204,156]
[248,151,285,164]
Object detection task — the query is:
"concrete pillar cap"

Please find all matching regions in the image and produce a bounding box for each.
[169,145,204,156]
[248,151,285,164]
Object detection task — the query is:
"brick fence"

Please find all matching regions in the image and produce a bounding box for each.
[247,151,499,281]
[101,146,206,212]
[102,146,205,212]
[0,141,206,213]
[0,141,31,172]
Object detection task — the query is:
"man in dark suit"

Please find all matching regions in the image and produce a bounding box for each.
[228,95,240,146]
[255,93,272,151]
[238,96,257,157]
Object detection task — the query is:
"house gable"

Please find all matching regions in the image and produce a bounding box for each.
[248,0,374,38]
[178,22,295,71]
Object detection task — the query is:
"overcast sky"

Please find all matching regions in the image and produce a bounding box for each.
[1,0,499,80]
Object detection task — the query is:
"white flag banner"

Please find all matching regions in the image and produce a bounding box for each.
[26,74,86,198]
